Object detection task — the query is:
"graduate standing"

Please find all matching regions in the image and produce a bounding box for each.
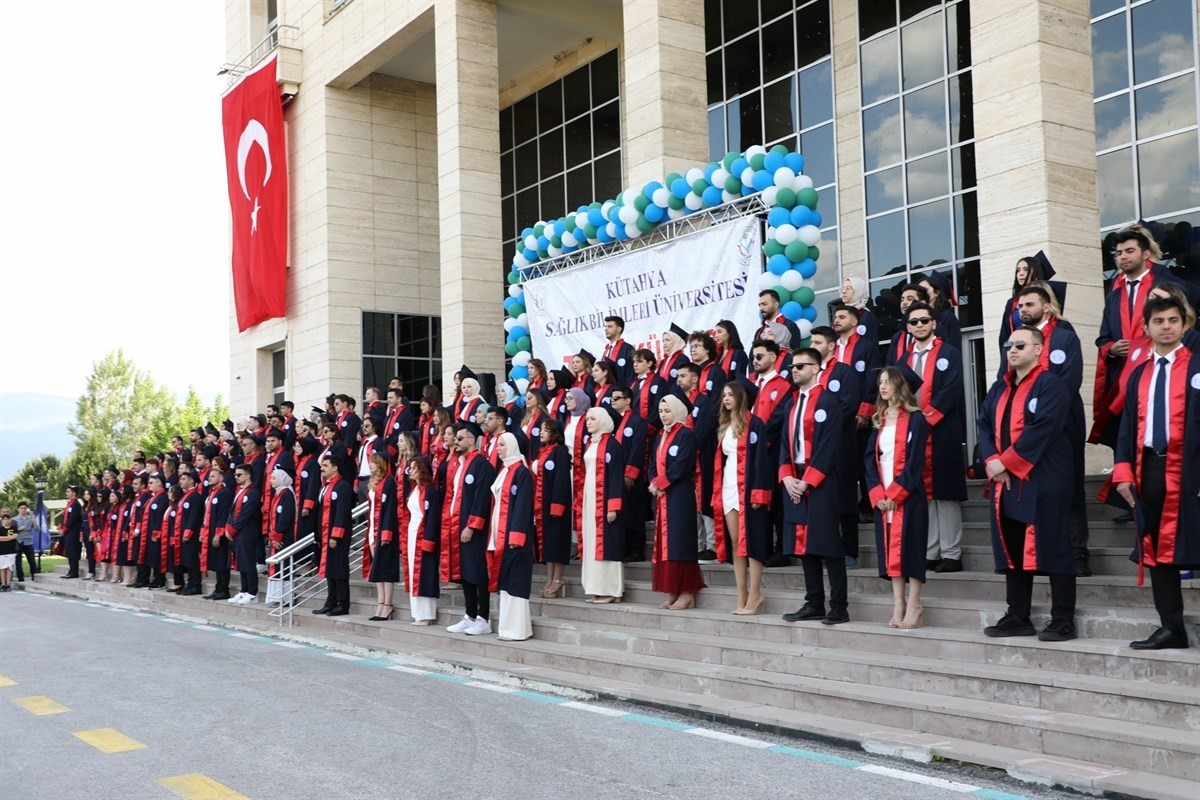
[176,470,205,595]
[978,326,1077,642]
[580,407,626,603]
[227,464,263,604]
[648,395,705,610]
[445,423,497,636]
[488,433,536,641]
[313,456,353,616]
[364,454,399,620]
[533,420,572,598]
[402,458,441,626]
[1113,295,1200,650]
[60,485,83,579]
[201,461,233,601]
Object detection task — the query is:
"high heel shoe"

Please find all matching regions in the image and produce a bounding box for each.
[733,598,764,616]
[369,605,395,622]
[899,607,924,630]
[668,595,696,610]
[888,607,905,628]
[541,580,565,598]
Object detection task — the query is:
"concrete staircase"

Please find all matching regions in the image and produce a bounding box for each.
[27,477,1200,800]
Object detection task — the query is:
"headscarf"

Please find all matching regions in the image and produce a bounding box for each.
[460,377,480,398]
[766,321,792,349]
[491,432,526,495]
[567,388,591,416]
[843,277,869,307]
[586,406,614,436]
[271,468,293,490]
[658,394,688,432]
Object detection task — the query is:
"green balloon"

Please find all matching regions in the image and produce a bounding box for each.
[667,195,684,210]
[724,176,741,193]
[507,271,519,285]
[509,303,525,318]
[749,153,765,171]
[809,246,821,261]
[775,188,796,209]
[636,214,654,233]
[784,241,808,262]
[634,194,650,212]
[563,215,576,232]
[691,179,708,196]
[665,172,682,187]
[550,235,562,248]
[793,286,815,306]
[517,335,531,351]
[722,151,739,171]
[772,285,789,303]
[582,223,598,239]
[589,201,602,210]
[797,336,812,349]
[537,249,548,259]
[763,240,785,258]
[797,187,819,209]
[770,144,789,156]
[616,192,624,205]
[533,223,545,237]
[505,341,520,356]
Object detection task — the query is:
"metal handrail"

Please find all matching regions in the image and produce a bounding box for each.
[221,24,300,85]
[268,501,369,627]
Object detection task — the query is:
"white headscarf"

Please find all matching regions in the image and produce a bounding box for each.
[271,468,293,490]
[586,407,614,436]
[461,377,480,398]
[843,277,869,307]
[490,432,525,494]
[658,394,688,432]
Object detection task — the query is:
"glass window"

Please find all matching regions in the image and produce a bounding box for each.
[565,116,590,166]
[1094,94,1131,150]
[945,2,970,73]
[901,12,944,90]
[707,52,725,106]
[860,31,899,105]
[1097,147,1136,228]
[514,94,538,145]
[762,16,795,84]
[731,90,764,151]
[1138,131,1199,220]
[724,31,761,97]
[593,152,622,202]
[1091,14,1128,97]
[953,192,979,260]
[863,98,902,170]
[538,84,563,130]
[593,100,621,155]
[906,151,948,204]
[1131,0,1195,86]
[562,65,591,120]
[908,199,952,267]
[868,211,906,278]
[950,143,976,191]
[705,0,723,51]
[708,107,726,160]
[272,349,286,389]
[362,312,394,356]
[800,122,836,187]
[515,141,538,188]
[901,0,941,22]
[567,165,592,212]
[859,0,897,40]
[1134,74,1196,140]
[499,106,513,153]
[904,82,947,158]
[799,60,833,129]
[866,166,903,214]
[590,50,619,104]
[948,73,973,143]
[763,78,798,143]
[540,128,563,179]
[795,0,831,67]
[540,181,563,221]
[363,313,442,400]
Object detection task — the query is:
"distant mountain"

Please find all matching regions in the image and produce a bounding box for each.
[0,394,77,482]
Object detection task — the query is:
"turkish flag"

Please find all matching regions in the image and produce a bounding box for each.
[222,55,288,331]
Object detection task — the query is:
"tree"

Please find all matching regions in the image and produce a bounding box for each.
[0,454,66,511]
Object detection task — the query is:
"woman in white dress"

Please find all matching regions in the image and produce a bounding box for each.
[581,407,626,603]
[563,388,591,546]
[488,433,536,641]
[403,457,440,625]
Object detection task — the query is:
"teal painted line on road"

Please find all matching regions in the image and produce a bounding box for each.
[423,672,470,684]
[511,690,569,704]
[621,713,692,731]
[355,658,395,669]
[768,744,864,767]
[971,790,1035,800]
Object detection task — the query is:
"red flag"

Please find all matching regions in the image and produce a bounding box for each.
[222,56,288,331]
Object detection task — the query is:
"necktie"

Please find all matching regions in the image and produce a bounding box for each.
[1151,357,1168,452]
[757,376,765,389]
[794,393,808,461]
[912,347,926,376]
[1127,279,1139,320]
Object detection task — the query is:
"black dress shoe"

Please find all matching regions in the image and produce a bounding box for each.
[1113,512,1133,523]
[312,607,333,615]
[180,588,201,596]
[821,609,850,625]
[63,574,78,580]
[1130,627,1190,650]
[1074,557,1092,578]
[934,558,963,573]
[202,592,216,599]
[327,607,349,617]
[782,604,825,622]
[858,512,874,524]
[210,592,231,601]
[764,553,792,568]
[984,613,1036,637]
[1038,620,1077,642]
[925,558,942,571]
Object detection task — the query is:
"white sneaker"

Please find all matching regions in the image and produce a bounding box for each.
[447,615,474,633]
[239,594,257,604]
[464,617,493,636]
[256,563,268,575]
[228,593,248,604]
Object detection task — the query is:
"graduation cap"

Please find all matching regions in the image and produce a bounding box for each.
[271,464,295,480]
[552,366,574,389]
[922,271,957,307]
[461,420,484,439]
[1030,250,1068,311]
[576,349,596,366]
[310,405,325,416]
[105,464,119,475]
[204,422,219,436]
[297,435,319,456]
[222,419,234,432]
[265,428,283,441]
[66,484,79,493]
[457,363,478,381]
[326,393,336,405]
[668,322,689,340]
[192,427,206,440]
[200,444,219,459]
[251,413,267,427]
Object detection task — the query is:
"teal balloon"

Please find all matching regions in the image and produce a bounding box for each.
[563,215,576,232]
[533,223,545,237]
[808,245,821,261]
[722,151,739,171]
[667,195,684,210]
[796,187,819,209]
[634,194,650,212]
[691,179,708,195]
[775,187,796,209]
[582,223,598,239]
[749,153,765,171]
[724,175,741,193]
[507,272,520,285]
[770,144,789,156]
[550,235,562,248]
[508,303,525,318]
[784,241,808,262]
[792,286,815,306]
[517,335,531,351]
[665,172,682,187]
[763,240,785,258]
[505,341,520,356]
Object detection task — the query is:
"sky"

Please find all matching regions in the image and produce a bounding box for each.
[0,1,231,404]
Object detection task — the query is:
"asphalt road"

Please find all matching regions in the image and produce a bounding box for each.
[0,591,1077,800]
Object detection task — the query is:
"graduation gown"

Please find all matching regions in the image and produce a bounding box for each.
[656,349,690,394]
[718,345,749,381]
[200,485,232,572]
[1111,347,1200,570]
[164,500,181,571]
[602,338,635,386]
[450,451,496,586]
[144,491,167,571]
[418,412,439,457]
[533,443,572,564]
[712,415,774,562]
[778,386,844,559]
[60,499,83,561]
[365,476,399,582]
[614,410,649,532]
[865,410,929,580]
[402,484,441,599]
[935,307,962,353]
[818,360,864,514]
[227,486,262,573]
[317,478,352,579]
[750,373,794,445]
[835,330,880,418]
[294,455,320,541]
[437,453,461,582]
[649,425,698,562]
[631,373,667,431]
[519,410,547,462]
[383,402,416,459]
[267,486,296,576]
[131,490,152,565]
[490,463,536,598]
[977,367,1074,575]
[336,410,362,445]
[907,338,968,502]
[582,433,626,561]
[178,488,204,570]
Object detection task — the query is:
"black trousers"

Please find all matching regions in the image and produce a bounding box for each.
[1139,449,1187,635]
[324,577,350,611]
[85,540,97,575]
[171,566,185,588]
[213,570,231,596]
[462,581,490,620]
[1000,516,1076,623]
[14,543,37,580]
[238,566,259,595]
[801,554,847,613]
[184,567,202,592]
[839,513,859,559]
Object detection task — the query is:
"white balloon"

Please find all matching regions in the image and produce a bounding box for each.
[512,352,531,367]
[746,144,766,158]
[606,222,617,238]
[508,285,521,298]
[762,186,779,206]
[685,167,704,185]
[797,224,821,246]
[765,226,776,240]
[548,244,562,257]
[792,174,814,191]
[721,189,738,204]
[504,317,517,332]
[758,271,779,290]
[576,212,589,229]
[684,192,703,210]
[652,187,671,207]
[796,319,813,339]
[740,167,756,185]
[618,205,639,225]
[712,168,731,187]
[513,253,529,268]
[514,378,529,395]
[626,222,642,238]
[780,269,804,292]
[516,313,528,329]
[524,234,538,250]
[601,200,615,217]
[667,206,685,219]
[562,231,578,248]
[774,223,798,245]
[773,167,795,187]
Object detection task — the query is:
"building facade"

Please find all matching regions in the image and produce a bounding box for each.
[223,0,1198,459]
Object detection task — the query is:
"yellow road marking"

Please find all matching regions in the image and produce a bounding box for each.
[72,727,147,753]
[11,695,69,715]
[0,674,15,686]
[157,773,250,800]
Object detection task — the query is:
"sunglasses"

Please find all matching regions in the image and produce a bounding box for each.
[907,317,933,326]
[752,354,769,360]
[795,362,820,369]
[1002,341,1031,351]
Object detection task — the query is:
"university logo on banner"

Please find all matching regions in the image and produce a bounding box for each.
[222,56,287,331]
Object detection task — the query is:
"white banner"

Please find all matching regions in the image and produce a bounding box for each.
[524,218,763,370]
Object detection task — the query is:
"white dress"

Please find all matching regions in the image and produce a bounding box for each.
[879,416,897,525]
[406,491,437,622]
[563,416,581,458]
[581,441,624,598]
[721,427,740,512]
[490,469,532,640]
